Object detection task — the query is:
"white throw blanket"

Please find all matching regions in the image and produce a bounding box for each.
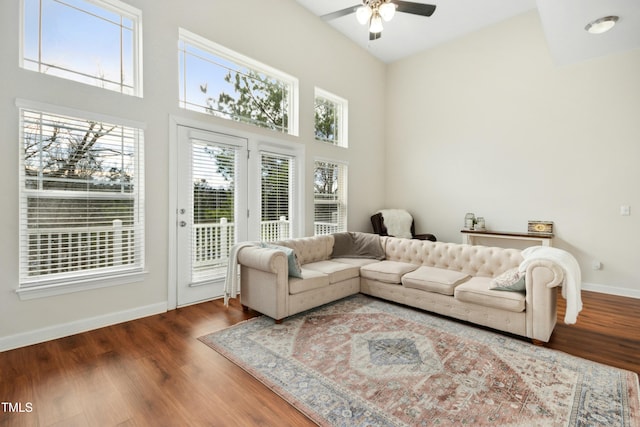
[379,209,413,239]
[224,242,256,306]
[518,246,583,324]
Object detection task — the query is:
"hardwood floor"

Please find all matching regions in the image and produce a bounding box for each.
[1,290,638,426]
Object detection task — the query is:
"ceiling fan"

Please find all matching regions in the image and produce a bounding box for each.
[321,0,436,40]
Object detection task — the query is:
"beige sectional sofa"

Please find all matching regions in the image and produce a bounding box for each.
[235,233,565,342]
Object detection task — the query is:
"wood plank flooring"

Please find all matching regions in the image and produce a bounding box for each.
[1,290,638,427]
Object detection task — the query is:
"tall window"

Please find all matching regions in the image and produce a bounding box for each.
[21,0,143,96]
[178,29,299,136]
[314,160,347,235]
[261,152,295,241]
[19,105,145,289]
[314,88,348,147]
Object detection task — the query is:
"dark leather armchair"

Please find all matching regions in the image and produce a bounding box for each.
[371,210,436,241]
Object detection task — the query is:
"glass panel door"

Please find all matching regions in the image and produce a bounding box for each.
[176,126,247,306]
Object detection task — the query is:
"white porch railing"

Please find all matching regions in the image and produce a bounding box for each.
[26,219,136,276]
[28,218,340,277]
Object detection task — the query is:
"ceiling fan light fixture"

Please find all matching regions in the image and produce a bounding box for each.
[379,2,396,21]
[369,12,384,33]
[356,5,372,25]
[585,16,619,34]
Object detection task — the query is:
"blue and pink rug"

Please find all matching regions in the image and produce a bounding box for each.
[199,295,639,426]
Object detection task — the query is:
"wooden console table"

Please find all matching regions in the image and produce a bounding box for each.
[461,229,553,247]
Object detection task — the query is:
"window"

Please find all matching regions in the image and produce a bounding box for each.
[178,29,299,135]
[260,152,295,241]
[314,88,348,147]
[314,160,347,235]
[18,103,145,293]
[21,0,143,96]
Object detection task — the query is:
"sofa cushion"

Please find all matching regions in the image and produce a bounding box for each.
[288,269,330,295]
[360,261,418,284]
[331,257,381,267]
[303,260,361,284]
[401,266,470,296]
[454,277,525,312]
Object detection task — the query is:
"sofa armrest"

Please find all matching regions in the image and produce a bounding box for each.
[237,245,286,273]
[237,246,289,321]
[523,260,564,342]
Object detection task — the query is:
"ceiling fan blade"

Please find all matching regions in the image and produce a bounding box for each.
[369,31,382,41]
[394,1,436,17]
[321,5,360,21]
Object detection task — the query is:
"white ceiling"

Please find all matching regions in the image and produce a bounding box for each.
[295,0,640,64]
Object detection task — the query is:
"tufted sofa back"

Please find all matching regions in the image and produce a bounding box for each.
[381,236,523,278]
[274,235,334,265]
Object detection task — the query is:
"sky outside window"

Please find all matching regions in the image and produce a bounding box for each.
[23,0,138,95]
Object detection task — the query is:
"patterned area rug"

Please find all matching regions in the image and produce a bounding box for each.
[199,295,640,426]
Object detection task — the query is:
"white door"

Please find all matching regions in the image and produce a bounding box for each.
[176,126,248,306]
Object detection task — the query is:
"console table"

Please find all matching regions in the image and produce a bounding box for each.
[461,229,553,247]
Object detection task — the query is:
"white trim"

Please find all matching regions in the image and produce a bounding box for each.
[16,270,148,300]
[582,282,640,299]
[15,98,147,129]
[0,301,166,352]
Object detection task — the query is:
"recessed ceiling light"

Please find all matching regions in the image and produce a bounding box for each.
[585,16,619,34]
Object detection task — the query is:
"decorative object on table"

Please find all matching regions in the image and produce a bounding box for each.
[475,217,486,231]
[200,295,639,427]
[528,220,553,234]
[464,212,475,229]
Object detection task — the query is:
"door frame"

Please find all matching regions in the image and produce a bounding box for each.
[167,115,305,310]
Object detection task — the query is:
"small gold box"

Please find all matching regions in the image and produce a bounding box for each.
[528,221,553,234]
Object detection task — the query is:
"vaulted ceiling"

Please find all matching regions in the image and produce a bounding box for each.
[295,0,640,65]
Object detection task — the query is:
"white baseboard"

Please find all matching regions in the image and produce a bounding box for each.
[582,282,640,299]
[0,302,168,353]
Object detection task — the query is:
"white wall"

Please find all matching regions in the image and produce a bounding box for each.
[0,0,386,349]
[386,11,640,296]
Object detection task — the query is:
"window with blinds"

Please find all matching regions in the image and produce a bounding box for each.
[261,152,294,241]
[21,0,143,96]
[314,160,347,236]
[19,107,145,288]
[314,88,348,147]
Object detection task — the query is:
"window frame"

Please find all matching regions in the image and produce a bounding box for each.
[259,150,296,241]
[313,159,348,236]
[178,28,299,136]
[314,88,348,147]
[20,0,144,97]
[16,99,147,300]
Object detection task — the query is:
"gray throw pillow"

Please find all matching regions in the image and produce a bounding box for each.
[261,243,303,278]
[489,268,526,292]
[331,232,385,260]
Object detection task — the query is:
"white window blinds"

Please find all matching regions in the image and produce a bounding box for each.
[190,140,237,282]
[314,160,347,235]
[19,108,145,287]
[260,152,294,241]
